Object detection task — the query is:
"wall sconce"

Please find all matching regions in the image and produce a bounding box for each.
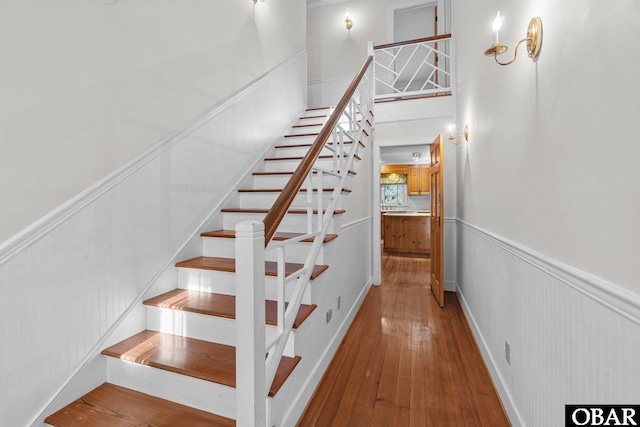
[484,12,543,66]
[252,0,265,4]
[412,152,421,161]
[447,124,469,145]
[345,9,353,30]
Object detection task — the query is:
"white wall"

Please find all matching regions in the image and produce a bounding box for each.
[454,0,640,293]
[307,0,445,83]
[0,48,307,427]
[454,0,640,424]
[0,0,306,246]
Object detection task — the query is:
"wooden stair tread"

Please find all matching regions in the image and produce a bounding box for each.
[45,383,235,427]
[253,170,357,176]
[102,330,300,397]
[299,114,328,120]
[276,141,365,149]
[220,207,345,215]
[292,123,324,128]
[201,229,338,243]
[175,256,329,280]
[143,289,316,329]
[238,188,351,193]
[264,154,361,161]
[285,132,320,138]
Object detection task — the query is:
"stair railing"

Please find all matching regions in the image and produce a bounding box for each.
[370,34,452,100]
[235,56,374,426]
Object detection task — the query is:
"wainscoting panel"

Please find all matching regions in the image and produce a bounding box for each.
[456,220,640,427]
[0,52,307,427]
[307,76,352,108]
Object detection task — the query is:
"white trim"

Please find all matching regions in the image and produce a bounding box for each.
[0,50,307,267]
[456,285,523,427]
[340,216,372,232]
[457,218,640,327]
[387,0,439,43]
[307,75,352,86]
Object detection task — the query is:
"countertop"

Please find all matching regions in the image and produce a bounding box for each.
[381,210,430,217]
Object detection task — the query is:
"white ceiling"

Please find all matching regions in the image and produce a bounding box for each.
[380,144,430,165]
[307,0,347,9]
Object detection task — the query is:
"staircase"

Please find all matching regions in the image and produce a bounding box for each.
[44,100,373,426]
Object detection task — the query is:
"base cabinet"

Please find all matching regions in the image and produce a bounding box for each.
[383,215,430,254]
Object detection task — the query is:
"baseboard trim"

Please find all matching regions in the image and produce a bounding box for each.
[281,280,372,427]
[456,284,524,426]
[457,219,640,326]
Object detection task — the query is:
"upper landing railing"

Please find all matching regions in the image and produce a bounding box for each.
[369,34,452,100]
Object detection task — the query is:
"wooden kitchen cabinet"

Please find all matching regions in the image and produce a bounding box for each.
[404,216,430,252]
[408,165,430,195]
[383,216,405,251]
[383,215,430,254]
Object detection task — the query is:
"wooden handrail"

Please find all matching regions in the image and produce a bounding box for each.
[262,55,373,246]
[373,33,451,50]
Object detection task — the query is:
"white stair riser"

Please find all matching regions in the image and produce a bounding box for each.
[202,237,326,264]
[279,133,360,147]
[264,157,358,173]
[105,357,236,419]
[252,174,350,190]
[177,268,314,304]
[222,211,342,234]
[289,124,324,134]
[303,108,332,117]
[302,108,362,119]
[278,135,319,146]
[145,307,296,357]
[274,144,358,158]
[237,191,347,210]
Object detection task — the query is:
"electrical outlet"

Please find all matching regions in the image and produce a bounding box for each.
[505,341,511,365]
[326,308,333,323]
[337,296,341,310]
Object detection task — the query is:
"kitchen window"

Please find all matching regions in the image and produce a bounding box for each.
[381,173,407,206]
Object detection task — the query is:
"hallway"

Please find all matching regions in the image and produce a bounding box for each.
[298,252,510,426]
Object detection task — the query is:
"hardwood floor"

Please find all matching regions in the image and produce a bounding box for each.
[297,252,510,426]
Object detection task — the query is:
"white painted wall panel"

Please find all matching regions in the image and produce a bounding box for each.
[277,218,373,426]
[457,221,640,427]
[0,0,306,244]
[0,53,307,427]
[454,0,640,291]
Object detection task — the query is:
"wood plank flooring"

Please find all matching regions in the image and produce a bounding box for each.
[297,252,510,426]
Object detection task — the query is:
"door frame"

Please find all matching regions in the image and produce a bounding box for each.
[387,0,444,43]
[372,136,436,285]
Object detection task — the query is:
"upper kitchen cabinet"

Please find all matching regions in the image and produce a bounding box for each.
[408,165,430,195]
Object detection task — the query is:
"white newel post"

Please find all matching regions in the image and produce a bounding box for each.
[235,221,267,427]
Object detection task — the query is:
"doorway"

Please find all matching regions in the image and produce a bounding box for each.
[371,129,447,307]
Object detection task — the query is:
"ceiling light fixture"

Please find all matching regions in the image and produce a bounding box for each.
[484,12,543,66]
